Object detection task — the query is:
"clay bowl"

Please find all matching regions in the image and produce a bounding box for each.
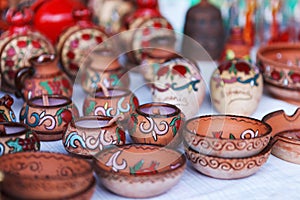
[93,144,186,198]
[183,115,272,158]
[184,142,272,179]
[0,151,94,199]
[256,43,300,104]
[62,115,126,158]
[262,108,300,164]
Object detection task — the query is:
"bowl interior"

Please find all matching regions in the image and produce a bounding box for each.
[94,144,185,175]
[185,115,271,140]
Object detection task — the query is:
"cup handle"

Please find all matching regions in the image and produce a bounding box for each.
[14,67,34,99]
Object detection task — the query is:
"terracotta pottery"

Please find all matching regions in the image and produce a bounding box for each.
[150,57,206,119]
[128,103,184,148]
[0,94,16,122]
[56,8,109,80]
[183,115,272,158]
[184,142,272,179]
[0,8,55,92]
[256,43,300,105]
[31,0,87,44]
[93,144,186,198]
[262,108,300,165]
[0,122,40,156]
[81,48,129,93]
[19,95,79,141]
[183,0,225,60]
[83,87,139,122]
[15,53,73,101]
[62,115,126,158]
[0,151,94,199]
[210,58,263,116]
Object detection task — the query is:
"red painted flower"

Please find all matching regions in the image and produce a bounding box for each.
[82,34,91,40]
[61,109,72,123]
[153,22,162,28]
[7,47,16,57]
[70,39,79,49]
[67,51,75,60]
[31,40,41,49]
[271,70,282,81]
[157,66,169,79]
[17,40,27,48]
[48,81,62,94]
[172,65,187,77]
[61,79,70,89]
[69,63,79,71]
[7,70,15,79]
[290,72,300,83]
[5,60,14,68]
[143,28,151,35]
[95,36,103,44]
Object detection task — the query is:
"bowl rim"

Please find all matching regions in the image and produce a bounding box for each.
[136,102,181,118]
[26,95,72,108]
[70,115,117,130]
[0,122,32,138]
[183,114,272,141]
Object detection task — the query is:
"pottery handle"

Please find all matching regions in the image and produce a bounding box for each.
[15,67,35,99]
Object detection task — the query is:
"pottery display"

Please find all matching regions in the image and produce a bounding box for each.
[15,53,73,101]
[0,122,40,156]
[183,0,225,60]
[183,115,272,158]
[19,95,79,141]
[262,108,300,165]
[210,58,263,115]
[128,102,184,148]
[256,43,300,105]
[80,48,129,93]
[0,94,16,122]
[62,115,126,158]
[0,151,94,199]
[150,57,206,119]
[56,8,109,80]
[93,144,186,198]
[0,8,55,92]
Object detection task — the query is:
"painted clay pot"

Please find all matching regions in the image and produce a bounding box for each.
[128,103,184,148]
[183,115,272,158]
[0,94,16,122]
[81,48,129,93]
[56,8,109,81]
[0,8,55,93]
[15,53,73,101]
[256,43,300,105]
[150,57,206,119]
[0,151,94,199]
[93,144,186,198]
[210,58,263,116]
[262,108,300,165]
[0,122,40,156]
[62,115,126,158]
[19,95,79,141]
[83,88,139,122]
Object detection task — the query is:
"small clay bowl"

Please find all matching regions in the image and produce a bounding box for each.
[0,122,40,156]
[183,115,272,158]
[0,151,94,200]
[93,144,186,198]
[262,108,300,164]
[62,115,126,158]
[184,142,272,179]
[128,102,184,147]
[19,95,79,141]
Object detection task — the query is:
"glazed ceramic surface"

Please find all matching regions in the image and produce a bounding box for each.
[184,143,272,179]
[56,9,109,80]
[183,115,272,158]
[0,151,94,199]
[93,144,186,198]
[256,43,300,104]
[128,103,184,147]
[63,115,126,158]
[19,95,79,141]
[150,58,206,119]
[262,108,300,164]
[0,94,16,122]
[210,59,263,115]
[15,54,73,101]
[0,8,55,92]
[0,122,40,156]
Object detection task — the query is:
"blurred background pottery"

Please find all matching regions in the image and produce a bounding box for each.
[0,8,55,93]
[128,102,184,148]
[15,53,73,100]
[0,94,16,122]
[93,144,186,198]
[63,115,126,158]
[256,43,300,105]
[0,122,40,156]
[210,58,263,116]
[19,94,79,141]
[0,151,94,199]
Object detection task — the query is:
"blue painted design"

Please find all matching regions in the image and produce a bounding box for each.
[117,97,130,113]
[65,132,86,148]
[106,107,120,117]
[6,138,22,153]
[9,110,16,122]
[25,112,40,127]
[237,73,260,86]
[0,143,4,156]
[91,73,100,89]
[171,80,200,92]
[19,105,28,121]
